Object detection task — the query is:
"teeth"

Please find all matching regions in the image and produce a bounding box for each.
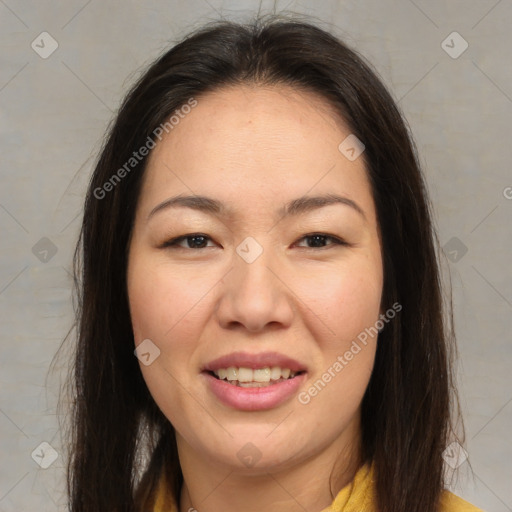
[238,367,253,383]
[253,368,271,382]
[225,367,238,380]
[270,366,281,380]
[239,381,273,387]
[212,366,298,384]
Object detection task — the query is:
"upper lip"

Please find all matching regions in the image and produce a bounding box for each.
[202,351,307,373]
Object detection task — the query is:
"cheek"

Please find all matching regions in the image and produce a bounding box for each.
[301,256,382,411]
[295,259,383,347]
[128,256,210,344]
[296,268,380,417]
[127,256,206,417]
[127,255,218,410]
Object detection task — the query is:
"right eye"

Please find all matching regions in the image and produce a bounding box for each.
[161,233,216,250]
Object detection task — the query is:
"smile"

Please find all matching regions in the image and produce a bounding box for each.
[210,366,302,387]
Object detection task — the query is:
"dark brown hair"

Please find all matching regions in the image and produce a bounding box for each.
[63,13,464,512]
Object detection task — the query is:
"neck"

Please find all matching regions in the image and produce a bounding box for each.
[176,417,362,512]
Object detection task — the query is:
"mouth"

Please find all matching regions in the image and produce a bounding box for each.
[202,369,307,411]
[201,351,308,410]
[205,366,306,388]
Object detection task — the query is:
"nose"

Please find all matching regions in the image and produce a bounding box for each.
[215,246,294,332]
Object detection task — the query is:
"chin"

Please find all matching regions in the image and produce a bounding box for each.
[203,429,312,472]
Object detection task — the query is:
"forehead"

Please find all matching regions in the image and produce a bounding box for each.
[139,84,375,224]
[151,83,351,160]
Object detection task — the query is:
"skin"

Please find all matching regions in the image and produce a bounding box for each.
[127,84,384,512]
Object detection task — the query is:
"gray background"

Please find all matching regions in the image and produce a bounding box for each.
[1,1,511,510]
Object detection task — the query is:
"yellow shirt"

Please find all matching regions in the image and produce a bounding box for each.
[153,461,483,511]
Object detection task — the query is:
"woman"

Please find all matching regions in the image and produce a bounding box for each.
[65,14,483,512]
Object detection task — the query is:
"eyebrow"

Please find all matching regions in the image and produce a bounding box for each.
[147,193,366,223]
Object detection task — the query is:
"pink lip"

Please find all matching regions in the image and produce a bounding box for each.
[202,371,307,411]
[202,351,307,372]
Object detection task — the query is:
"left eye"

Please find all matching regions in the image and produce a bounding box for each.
[295,233,346,249]
[162,233,346,250]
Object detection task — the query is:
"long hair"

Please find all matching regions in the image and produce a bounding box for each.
[64,14,464,512]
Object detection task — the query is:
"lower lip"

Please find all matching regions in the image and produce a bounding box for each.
[202,371,307,411]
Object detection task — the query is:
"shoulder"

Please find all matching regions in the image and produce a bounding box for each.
[439,489,485,511]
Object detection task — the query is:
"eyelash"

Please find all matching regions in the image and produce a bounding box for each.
[161,233,347,250]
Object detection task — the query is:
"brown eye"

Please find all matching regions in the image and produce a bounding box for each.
[162,233,215,249]
[295,233,346,249]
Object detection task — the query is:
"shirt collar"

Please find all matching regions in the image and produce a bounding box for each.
[153,460,375,512]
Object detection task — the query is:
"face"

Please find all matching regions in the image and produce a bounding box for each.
[127,85,384,473]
